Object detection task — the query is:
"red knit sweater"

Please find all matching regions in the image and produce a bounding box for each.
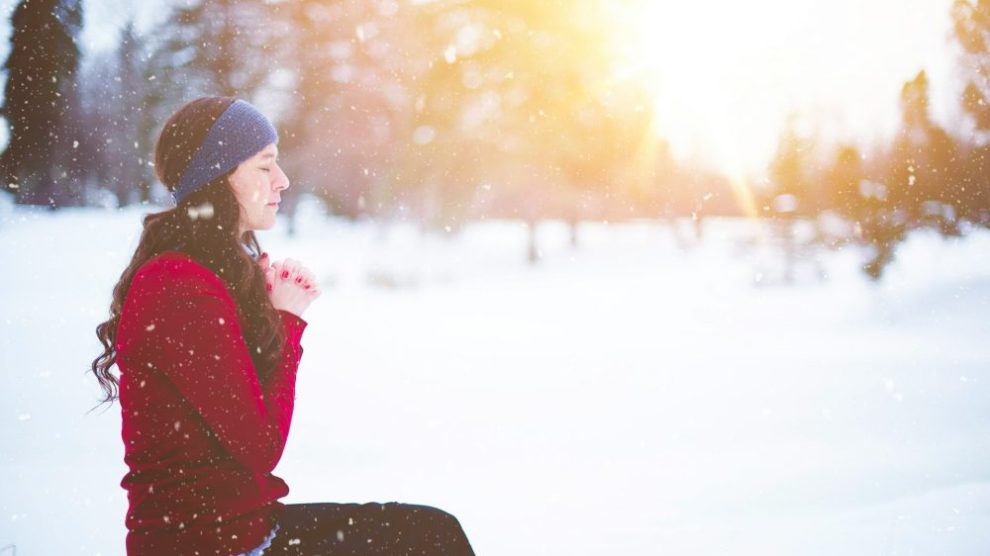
[114,250,308,555]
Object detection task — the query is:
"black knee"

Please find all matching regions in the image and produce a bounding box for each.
[413,504,469,538]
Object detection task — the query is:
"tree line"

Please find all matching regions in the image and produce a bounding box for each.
[2,0,989,279]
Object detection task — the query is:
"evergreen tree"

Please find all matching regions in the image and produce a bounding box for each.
[150,0,281,99]
[767,116,817,218]
[858,71,961,280]
[824,144,865,221]
[765,119,814,284]
[114,22,158,205]
[885,71,959,226]
[277,0,406,221]
[395,0,621,234]
[0,0,84,207]
[76,47,118,205]
[951,0,990,224]
[77,20,165,207]
[953,0,990,135]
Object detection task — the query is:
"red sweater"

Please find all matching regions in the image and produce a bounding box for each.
[114,250,308,555]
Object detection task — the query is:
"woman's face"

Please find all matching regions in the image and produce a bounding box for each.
[228,143,290,235]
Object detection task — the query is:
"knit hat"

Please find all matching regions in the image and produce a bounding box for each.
[171,99,279,205]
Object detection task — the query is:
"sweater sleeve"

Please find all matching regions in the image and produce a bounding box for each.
[128,257,308,474]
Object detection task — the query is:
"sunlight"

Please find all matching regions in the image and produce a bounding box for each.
[609,0,815,178]
[605,0,955,180]
[607,0,767,223]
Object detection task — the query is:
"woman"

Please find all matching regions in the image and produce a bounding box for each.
[89,96,477,555]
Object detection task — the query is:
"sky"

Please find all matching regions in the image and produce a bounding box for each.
[610,0,961,178]
[0,0,967,179]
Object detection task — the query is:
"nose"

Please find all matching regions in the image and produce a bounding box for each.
[274,164,290,191]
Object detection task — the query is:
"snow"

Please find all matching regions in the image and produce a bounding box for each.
[1,204,989,555]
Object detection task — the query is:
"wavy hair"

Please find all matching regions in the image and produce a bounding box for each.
[88,96,286,412]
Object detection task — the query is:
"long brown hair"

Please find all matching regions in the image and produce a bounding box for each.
[88,96,287,412]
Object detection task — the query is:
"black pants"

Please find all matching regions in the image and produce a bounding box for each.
[262,502,477,555]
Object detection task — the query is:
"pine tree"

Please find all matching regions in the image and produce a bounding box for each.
[395,0,620,235]
[115,22,157,205]
[276,0,404,221]
[824,144,865,222]
[951,0,990,225]
[768,116,816,218]
[885,71,960,231]
[147,0,280,101]
[953,0,990,135]
[0,0,84,207]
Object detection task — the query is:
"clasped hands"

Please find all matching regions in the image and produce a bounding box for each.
[258,252,321,318]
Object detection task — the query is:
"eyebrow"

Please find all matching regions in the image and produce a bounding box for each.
[260,153,278,160]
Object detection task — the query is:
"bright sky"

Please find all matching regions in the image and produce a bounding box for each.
[0,0,965,181]
[609,0,959,179]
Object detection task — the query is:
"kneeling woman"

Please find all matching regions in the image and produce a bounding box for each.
[90,96,477,555]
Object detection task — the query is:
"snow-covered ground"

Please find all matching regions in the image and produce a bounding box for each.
[2,203,989,555]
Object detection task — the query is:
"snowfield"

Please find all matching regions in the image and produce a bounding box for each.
[1,202,989,555]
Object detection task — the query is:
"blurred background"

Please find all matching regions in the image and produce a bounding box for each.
[2,1,990,555]
[0,0,986,278]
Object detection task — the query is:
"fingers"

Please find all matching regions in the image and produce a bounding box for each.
[264,264,276,292]
[292,267,316,288]
[268,258,320,295]
[275,259,292,281]
[259,253,273,290]
[301,269,317,291]
[293,265,318,293]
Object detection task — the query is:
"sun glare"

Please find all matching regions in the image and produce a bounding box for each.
[608,0,812,180]
[603,0,954,187]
